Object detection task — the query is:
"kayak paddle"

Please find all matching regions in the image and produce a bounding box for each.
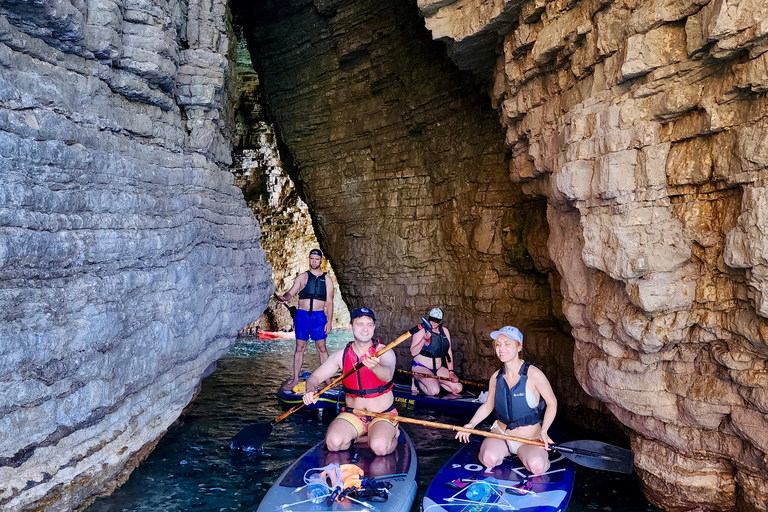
[230,320,429,451]
[352,409,634,474]
[397,368,488,389]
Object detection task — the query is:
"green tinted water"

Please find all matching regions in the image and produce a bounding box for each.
[85,332,662,512]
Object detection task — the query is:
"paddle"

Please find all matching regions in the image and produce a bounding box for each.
[230,320,428,452]
[352,409,634,474]
[397,368,488,389]
[274,293,297,319]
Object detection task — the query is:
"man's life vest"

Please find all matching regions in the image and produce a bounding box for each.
[342,340,394,398]
[418,324,451,371]
[494,361,546,429]
[298,271,327,315]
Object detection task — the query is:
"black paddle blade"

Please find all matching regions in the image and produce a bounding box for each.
[287,305,297,319]
[552,440,634,474]
[230,421,274,452]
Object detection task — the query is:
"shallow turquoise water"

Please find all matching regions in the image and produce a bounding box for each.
[85,332,662,512]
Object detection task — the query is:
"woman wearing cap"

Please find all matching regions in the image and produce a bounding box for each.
[409,307,463,396]
[455,326,557,475]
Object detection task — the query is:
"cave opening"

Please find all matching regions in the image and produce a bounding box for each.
[227,0,616,441]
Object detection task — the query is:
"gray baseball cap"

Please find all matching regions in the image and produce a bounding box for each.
[490,326,523,343]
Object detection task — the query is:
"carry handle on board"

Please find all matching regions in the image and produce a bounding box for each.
[352,409,634,474]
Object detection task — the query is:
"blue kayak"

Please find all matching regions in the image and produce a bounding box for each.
[278,374,484,417]
[257,430,418,512]
[422,439,574,512]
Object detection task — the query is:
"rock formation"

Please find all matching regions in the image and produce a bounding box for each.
[418,0,768,509]
[236,0,768,510]
[2,0,767,510]
[0,1,272,511]
[234,0,583,413]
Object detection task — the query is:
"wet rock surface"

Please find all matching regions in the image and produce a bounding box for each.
[0,0,272,510]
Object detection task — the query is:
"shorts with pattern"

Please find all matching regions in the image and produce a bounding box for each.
[337,405,399,438]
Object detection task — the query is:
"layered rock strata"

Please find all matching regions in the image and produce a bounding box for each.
[0,1,272,511]
[419,0,768,510]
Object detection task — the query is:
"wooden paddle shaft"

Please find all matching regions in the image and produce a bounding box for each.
[352,408,547,449]
[397,368,487,389]
[273,331,413,423]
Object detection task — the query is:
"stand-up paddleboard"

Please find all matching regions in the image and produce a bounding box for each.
[277,371,345,411]
[257,430,418,512]
[422,438,574,512]
[392,382,484,417]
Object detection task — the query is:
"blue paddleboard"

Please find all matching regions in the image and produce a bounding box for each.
[257,430,418,512]
[422,439,574,512]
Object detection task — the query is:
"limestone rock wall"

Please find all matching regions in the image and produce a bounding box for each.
[234,0,600,430]
[0,1,272,511]
[419,0,768,510]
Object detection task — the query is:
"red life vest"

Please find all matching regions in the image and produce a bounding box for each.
[341,340,394,398]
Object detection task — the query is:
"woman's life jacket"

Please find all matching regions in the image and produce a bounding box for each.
[342,340,394,398]
[494,361,546,429]
[298,271,327,315]
[418,324,451,371]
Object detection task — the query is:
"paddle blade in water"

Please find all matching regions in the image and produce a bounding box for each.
[553,440,634,474]
[230,422,273,452]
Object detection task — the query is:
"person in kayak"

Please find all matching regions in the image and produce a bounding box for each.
[409,307,462,396]
[278,248,335,389]
[303,307,400,456]
[455,325,557,475]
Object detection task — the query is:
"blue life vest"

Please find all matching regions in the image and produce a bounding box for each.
[418,325,451,370]
[298,271,327,314]
[494,361,546,429]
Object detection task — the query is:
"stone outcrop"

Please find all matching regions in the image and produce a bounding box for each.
[417,0,768,510]
[0,1,272,511]
[3,0,767,511]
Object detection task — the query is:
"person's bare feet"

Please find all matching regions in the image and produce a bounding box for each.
[283,378,298,390]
